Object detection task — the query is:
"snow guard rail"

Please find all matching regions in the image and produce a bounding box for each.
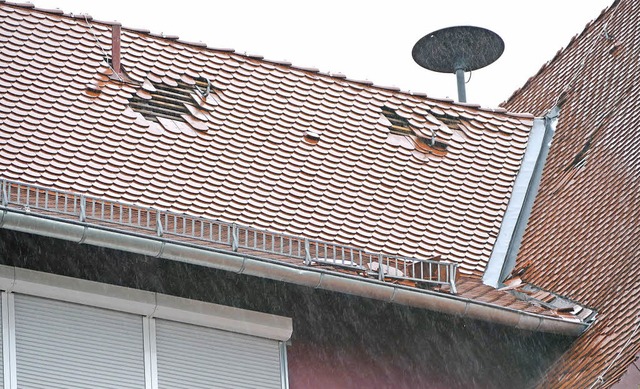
[0,179,458,294]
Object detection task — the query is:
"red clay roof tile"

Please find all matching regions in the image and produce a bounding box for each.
[502,0,639,387]
[0,1,585,334]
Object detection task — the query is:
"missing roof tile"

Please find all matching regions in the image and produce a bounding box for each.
[304,130,320,144]
[382,106,448,155]
[381,106,415,135]
[130,77,216,122]
[567,133,594,170]
[431,113,462,131]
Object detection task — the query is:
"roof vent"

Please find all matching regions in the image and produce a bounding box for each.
[412,26,504,103]
[415,136,448,156]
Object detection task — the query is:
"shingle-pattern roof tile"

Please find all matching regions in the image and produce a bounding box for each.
[0,3,536,279]
[502,0,640,387]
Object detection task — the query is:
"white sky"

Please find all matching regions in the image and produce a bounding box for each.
[30,0,613,108]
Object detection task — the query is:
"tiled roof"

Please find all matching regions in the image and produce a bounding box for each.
[0,1,594,336]
[0,1,534,280]
[502,0,640,387]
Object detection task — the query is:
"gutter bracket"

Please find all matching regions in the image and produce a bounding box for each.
[155,240,166,258]
[462,301,471,317]
[1,179,7,207]
[79,195,86,222]
[78,225,89,245]
[155,210,163,237]
[238,256,247,275]
[231,224,239,252]
[304,238,311,265]
[389,287,398,303]
[315,273,324,289]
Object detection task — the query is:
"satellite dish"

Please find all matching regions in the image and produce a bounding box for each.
[412,26,504,103]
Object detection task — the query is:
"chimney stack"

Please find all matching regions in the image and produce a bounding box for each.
[111,23,122,77]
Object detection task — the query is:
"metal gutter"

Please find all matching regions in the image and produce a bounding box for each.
[0,179,459,293]
[0,210,587,336]
[484,106,560,287]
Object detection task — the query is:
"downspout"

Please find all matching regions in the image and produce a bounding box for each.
[483,106,560,287]
[0,209,586,336]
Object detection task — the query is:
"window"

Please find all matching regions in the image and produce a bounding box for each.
[14,294,145,389]
[0,266,292,389]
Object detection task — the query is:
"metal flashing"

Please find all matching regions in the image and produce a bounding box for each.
[483,107,559,287]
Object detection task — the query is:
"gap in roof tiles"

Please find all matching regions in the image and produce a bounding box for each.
[381,106,448,157]
[567,132,595,170]
[303,130,320,145]
[381,106,414,136]
[129,76,218,124]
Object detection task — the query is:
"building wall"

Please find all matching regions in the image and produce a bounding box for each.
[0,229,573,389]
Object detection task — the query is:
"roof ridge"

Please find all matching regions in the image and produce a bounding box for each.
[2,0,523,116]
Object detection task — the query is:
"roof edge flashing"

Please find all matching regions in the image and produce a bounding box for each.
[0,210,587,336]
[483,106,560,287]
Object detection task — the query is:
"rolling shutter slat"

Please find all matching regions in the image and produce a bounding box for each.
[156,319,283,389]
[0,297,3,388]
[14,295,145,389]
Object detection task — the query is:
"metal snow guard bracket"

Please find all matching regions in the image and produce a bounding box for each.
[0,179,458,294]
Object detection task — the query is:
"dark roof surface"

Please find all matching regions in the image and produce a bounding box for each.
[502,0,640,387]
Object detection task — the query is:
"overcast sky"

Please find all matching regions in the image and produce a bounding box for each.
[31,0,613,108]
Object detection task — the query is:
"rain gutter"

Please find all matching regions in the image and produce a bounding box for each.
[483,106,560,287]
[0,209,587,336]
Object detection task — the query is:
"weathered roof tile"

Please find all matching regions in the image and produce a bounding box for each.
[502,0,639,387]
[0,1,584,330]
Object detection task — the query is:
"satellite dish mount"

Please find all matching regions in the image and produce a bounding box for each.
[412,26,504,103]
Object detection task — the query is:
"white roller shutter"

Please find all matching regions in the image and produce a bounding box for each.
[155,319,284,389]
[0,295,4,388]
[13,294,145,389]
